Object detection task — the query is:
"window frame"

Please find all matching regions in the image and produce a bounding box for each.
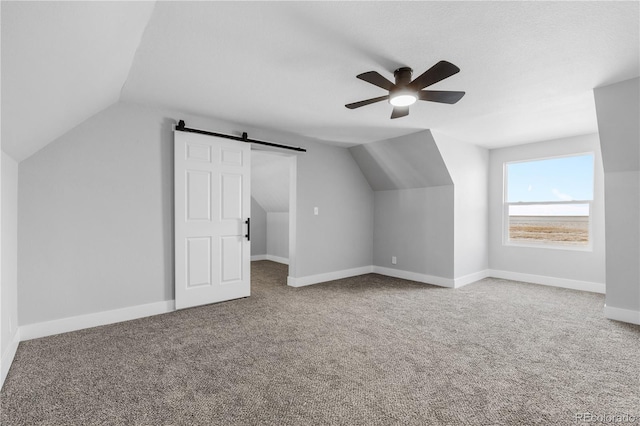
[502,152,595,251]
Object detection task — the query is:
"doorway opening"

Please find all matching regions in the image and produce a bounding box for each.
[250,149,297,283]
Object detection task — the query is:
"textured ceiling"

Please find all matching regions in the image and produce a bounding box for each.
[2,1,639,161]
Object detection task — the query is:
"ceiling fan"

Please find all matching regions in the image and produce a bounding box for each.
[345,61,465,119]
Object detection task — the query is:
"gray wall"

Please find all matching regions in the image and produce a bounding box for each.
[1,152,19,356]
[267,212,289,260]
[292,140,374,277]
[19,103,173,325]
[435,133,489,278]
[373,187,454,278]
[250,197,267,256]
[18,101,374,325]
[352,130,459,279]
[488,133,606,284]
[594,77,640,313]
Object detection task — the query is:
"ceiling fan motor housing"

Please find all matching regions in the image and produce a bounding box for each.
[393,67,413,87]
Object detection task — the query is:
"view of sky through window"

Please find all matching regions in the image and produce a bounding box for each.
[507,154,594,216]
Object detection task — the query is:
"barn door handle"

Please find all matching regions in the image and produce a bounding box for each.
[245,218,250,241]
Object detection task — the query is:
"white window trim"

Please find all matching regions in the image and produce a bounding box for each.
[502,153,595,252]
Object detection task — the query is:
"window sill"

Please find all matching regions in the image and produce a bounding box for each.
[504,241,593,252]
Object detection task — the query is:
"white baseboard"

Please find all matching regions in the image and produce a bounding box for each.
[288,266,373,287]
[287,265,488,290]
[251,254,289,265]
[454,270,490,288]
[604,305,640,325]
[371,266,604,293]
[266,255,289,265]
[372,266,454,288]
[19,300,175,342]
[487,269,605,294]
[1,329,21,390]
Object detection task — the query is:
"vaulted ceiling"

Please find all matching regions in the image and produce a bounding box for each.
[350,130,451,191]
[251,151,290,213]
[2,1,638,161]
[1,1,155,160]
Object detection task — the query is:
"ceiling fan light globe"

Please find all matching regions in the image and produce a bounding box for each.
[389,93,417,107]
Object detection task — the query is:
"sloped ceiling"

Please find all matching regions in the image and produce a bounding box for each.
[350,130,452,191]
[251,151,290,213]
[1,1,155,160]
[2,2,638,161]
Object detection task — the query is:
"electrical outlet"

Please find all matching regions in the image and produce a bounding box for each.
[314,207,319,215]
[392,256,397,265]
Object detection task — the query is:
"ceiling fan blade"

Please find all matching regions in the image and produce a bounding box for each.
[409,61,460,91]
[418,90,465,104]
[357,71,395,91]
[390,106,409,119]
[345,95,389,109]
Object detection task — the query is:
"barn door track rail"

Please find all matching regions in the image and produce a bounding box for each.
[175,120,307,153]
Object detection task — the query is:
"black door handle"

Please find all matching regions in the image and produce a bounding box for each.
[245,218,250,241]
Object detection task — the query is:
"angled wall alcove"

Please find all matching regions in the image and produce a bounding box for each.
[350,129,489,287]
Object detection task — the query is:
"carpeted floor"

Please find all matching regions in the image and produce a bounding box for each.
[2,261,639,425]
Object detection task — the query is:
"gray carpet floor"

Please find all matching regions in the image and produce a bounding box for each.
[2,261,639,425]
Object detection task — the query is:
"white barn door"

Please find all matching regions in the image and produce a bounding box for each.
[174,131,251,310]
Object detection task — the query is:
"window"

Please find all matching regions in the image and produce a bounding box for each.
[504,153,594,249]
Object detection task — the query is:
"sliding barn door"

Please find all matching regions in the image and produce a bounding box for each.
[174,131,251,310]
